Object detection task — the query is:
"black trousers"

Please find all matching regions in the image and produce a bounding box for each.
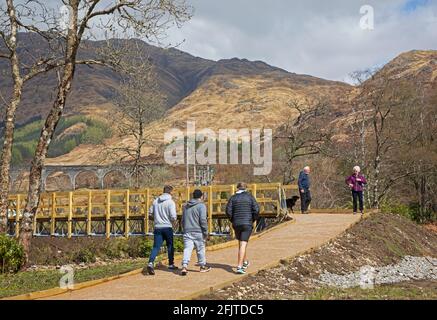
[300,190,312,213]
[352,190,364,213]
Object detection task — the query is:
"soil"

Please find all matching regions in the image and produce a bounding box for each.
[28,235,229,267]
[199,213,437,300]
[424,222,437,234]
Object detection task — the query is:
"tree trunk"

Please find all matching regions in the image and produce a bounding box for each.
[0,0,23,233]
[19,1,79,260]
[0,84,22,233]
[19,62,76,260]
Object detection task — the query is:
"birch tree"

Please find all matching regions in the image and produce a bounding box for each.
[107,44,166,188]
[275,97,332,184]
[11,0,191,261]
[0,1,65,233]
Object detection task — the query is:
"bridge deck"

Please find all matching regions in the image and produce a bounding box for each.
[42,213,360,300]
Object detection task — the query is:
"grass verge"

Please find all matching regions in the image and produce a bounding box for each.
[0,259,151,299]
[307,281,437,300]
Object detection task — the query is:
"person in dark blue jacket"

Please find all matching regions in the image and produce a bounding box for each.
[226,182,260,275]
[298,166,312,214]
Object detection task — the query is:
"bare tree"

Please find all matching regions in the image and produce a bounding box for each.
[107,47,166,188]
[346,69,420,209]
[0,0,66,233]
[14,0,191,261]
[275,97,332,184]
[395,82,437,221]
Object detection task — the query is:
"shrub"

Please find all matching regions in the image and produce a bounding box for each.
[103,239,130,259]
[381,202,436,223]
[0,235,25,273]
[173,237,184,253]
[137,239,153,258]
[73,248,96,263]
[73,248,96,264]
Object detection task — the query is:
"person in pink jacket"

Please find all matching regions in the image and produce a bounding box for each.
[345,166,367,215]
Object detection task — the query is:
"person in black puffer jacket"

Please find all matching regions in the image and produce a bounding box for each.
[226,182,260,274]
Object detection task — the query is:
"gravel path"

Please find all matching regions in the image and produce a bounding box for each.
[41,214,360,300]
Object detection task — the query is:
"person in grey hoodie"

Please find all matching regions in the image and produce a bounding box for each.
[180,189,212,276]
[145,185,178,276]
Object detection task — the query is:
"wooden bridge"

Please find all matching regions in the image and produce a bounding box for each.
[6,183,298,238]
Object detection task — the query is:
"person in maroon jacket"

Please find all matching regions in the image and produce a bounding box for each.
[345,166,368,215]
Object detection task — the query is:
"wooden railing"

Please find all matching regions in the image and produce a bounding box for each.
[6,183,298,238]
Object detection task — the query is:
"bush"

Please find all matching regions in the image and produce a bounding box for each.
[0,235,25,273]
[137,239,153,258]
[103,239,130,259]
[173,237,184,253]
[73,248,96,264]
[381,202,436,223]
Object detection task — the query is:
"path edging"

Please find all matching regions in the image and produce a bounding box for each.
[180,213,369,300]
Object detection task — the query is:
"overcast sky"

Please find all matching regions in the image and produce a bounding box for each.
[165,0,437,82]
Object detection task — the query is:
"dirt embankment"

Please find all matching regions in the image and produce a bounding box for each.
[200,213,437,300]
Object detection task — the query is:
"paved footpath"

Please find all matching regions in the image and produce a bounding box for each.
[44,214,360,300]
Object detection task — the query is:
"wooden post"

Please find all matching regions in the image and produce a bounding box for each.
[106,190,111,239]
[15,195,20,238]
[125,189,130,238]
[186,185,191,202]
[87,190,92,235]
[217,190,222,213]
[145,189,150,235]
[67,191,73,238]
[208,186,213,234]
[50,192,56,236]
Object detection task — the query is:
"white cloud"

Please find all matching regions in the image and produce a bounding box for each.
[166,0,437,81]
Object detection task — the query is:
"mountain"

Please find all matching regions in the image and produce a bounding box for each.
[0,33,350,125]
[1,33,436,166]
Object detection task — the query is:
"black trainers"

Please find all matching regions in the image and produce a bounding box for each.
[146,264,155,276]
[200,265,212,273]
[168,264,179,270]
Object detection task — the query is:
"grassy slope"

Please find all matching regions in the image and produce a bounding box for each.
[200,213,437,300]
[308,281,437,300]
[0,259,146,298]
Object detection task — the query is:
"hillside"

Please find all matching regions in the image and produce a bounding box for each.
[200,213,437,300]
[1,33,436,166]
[1,33,341,126]
[54,49,437,165]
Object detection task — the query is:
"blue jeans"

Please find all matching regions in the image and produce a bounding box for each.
[148,227,174,265]
[182,232,206,268]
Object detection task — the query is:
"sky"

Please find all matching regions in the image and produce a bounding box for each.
[164,0,437,82]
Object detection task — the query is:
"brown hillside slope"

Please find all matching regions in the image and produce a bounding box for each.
[47,72,352,165]
[49,50,437,165]
[201,213,437,300]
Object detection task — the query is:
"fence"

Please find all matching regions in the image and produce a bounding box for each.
[6,183,298,238]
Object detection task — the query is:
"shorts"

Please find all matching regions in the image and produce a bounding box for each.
[233,225,253,242]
